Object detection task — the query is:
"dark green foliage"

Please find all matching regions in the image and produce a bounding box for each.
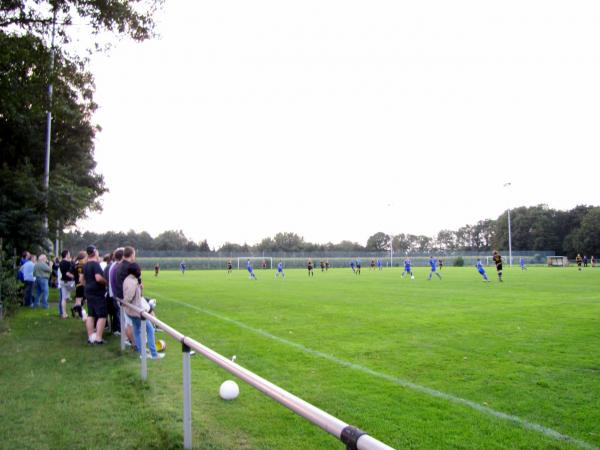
[366,232,390,251]
[0,31,106,254]
[0,0,163,44]
[494,204,597,256]
[453,256,465,267]
[0,0,163,259]
[0,265,21,318]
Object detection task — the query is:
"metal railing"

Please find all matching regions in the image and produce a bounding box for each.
[117,299,395,450]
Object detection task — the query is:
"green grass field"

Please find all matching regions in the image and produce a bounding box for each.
[1,266,599,449]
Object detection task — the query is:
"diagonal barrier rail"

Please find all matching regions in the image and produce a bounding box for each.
[117,299,395,450]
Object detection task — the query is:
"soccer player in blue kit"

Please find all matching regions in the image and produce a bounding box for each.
[476,258,490,282]
[401,258,414,279]
[246,259,257,280]
[520,257,527,271]
[428,256,442,280]
[275,261,285,279]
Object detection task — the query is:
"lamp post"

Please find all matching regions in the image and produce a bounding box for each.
[503,182,513,266]
[43,6,58,249]
[386,203,394,268]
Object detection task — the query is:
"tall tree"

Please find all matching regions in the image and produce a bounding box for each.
[366,232,390,251]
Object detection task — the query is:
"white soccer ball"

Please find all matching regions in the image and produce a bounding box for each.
[411,275,415,280]
[219,380,239,400]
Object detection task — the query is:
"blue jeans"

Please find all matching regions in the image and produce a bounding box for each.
[33,278,49,308]
[129,315,158,357]
[23,281,34,306]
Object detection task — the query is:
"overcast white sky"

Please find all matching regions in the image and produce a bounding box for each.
[78,0,600,248]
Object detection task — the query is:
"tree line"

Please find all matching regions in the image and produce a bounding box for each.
[60,205,600,257]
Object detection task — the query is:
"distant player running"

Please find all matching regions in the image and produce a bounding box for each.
[370,259,376,270]
[519,257,527,271]
[180,260,186,275]
[427,256,442,280]
[476,259,490,282]
[350,260,356,273]
[355,258,361,275]
[154,263,160,277]
[320,260,325,272]
[307,259,314,277]
[325,260,330,271]
[402,258,414,279]
[246,259,257,280]
[227,259,233,274]
[492,251,503,281]
[275,261,285,279]
[377,258,382,271]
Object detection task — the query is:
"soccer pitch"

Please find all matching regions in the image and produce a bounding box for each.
[140,266,599,450]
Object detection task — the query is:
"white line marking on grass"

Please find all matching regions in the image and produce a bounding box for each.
[154,294,598,450]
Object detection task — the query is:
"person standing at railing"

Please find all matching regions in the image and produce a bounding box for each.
[59,250,75,319]
[104,251,120,336]
[33,254,52,309]
[107,248,124,337]
[123,263,163,359]
[19,253,35,307]
[83,245,108,344]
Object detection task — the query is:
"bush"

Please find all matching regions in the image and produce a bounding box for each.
[0,265,22,319]
[453,256,465,267]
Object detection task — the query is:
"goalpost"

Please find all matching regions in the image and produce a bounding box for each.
[237,256,273,270]
[547,256,568,267]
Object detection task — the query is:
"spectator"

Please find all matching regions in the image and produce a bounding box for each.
[108,248,124,337]
[123,263,163,359]
[104,252,118,335]
[100,254,110,271]
[19,253,35,307]
[51,257,60,288]
[83,245,107,344]
[116,247,139,344]
[72,251,87,319]
[33,254,52,309]
[59,250,75,319]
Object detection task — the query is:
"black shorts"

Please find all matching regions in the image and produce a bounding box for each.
[75,285,84,298]
[87,298,107,319]
[496,264,503,272]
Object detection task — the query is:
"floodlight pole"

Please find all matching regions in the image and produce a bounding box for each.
[43,6,58,238]
[503,182,513,266]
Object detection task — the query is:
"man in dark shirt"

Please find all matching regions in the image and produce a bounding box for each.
[116,246,135,301]
[84,245,107,344]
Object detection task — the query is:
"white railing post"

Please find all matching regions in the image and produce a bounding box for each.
[182,343,192,449]
[140,317,147,381]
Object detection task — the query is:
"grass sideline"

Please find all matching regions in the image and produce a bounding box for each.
[0,266,599,449]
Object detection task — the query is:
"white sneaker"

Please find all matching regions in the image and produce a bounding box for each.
[141,353,165,360]
[90,333,96,343]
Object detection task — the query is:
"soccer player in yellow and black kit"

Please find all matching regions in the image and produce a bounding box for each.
[307,259,314,276]
[576,254,583,271]
[227,259,233,274]
[493,250,503,282]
